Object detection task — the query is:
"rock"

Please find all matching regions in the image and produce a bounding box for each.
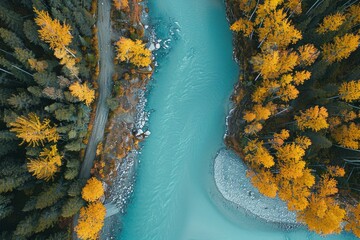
[135,129,143,136]
[148,43,155,51]
[147,66,153,72]
[144,130,151,136]
[144,25,149,29]
[155,43,161,49]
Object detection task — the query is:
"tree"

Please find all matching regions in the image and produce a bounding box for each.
[317,13,346,34]
[69,82,95,106]
[338,80,360,102]
[0,194,13,220]
[322,34,360,63]
[61,196,84,218]
[28,58,48,72]
[247,169,278,198]
[331,123,360,149]
[35,183,66,210]
[81,177,104,202]
[27,145,62,181]
[297,44,320,66]
[295,106,329,131]
[298,195,345,234]
[9,113,59,147]
[244,139,274,168]
[115,37,152,67]
[34,8,78,76]
[75,201,106,240]
[230,18,254,37]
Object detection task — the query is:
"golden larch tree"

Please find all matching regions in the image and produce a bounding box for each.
[317,13,346,34]
[82,177,104,202]
[27,145,62,181]
[75,201,106,240]
[331,123,360,150]
[244,139,274,168]
[322,34,360,63]
[230,18,254,37]
[295,106,329,131]
[115,37,151,67]
[297,44,320,66]
[247,169,278,198]
[338,80,360,102]
[9,113,59,147]
[69,82,95,106]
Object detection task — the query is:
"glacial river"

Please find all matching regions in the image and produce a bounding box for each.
[118,0,356,239]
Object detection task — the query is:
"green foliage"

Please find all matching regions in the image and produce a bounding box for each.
[35,183,66,210]
[61,196,84,218]
[0,194,13,220]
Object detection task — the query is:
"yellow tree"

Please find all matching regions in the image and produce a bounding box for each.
[338,80,360,102]
[34,8,78,76]
[27,145,62,181]
[257,9,302,49]
[297,44,320,66]
[244,139,274,168]
[295,106,329,131]
[322,34,360,63]
[28,58,48,72]
[230,18,254,37]
[331,123,360,149]
[69,82,95,106]
[75,201,106,240]
[82,177,104,202]
[293,70,311,85]
[247,169,278,198]
[9,113,59,147]
[115,37,151,67]
[278,169,315,211]
[317,13,346,34]
[298,175,345,235]
[345,203,360,238]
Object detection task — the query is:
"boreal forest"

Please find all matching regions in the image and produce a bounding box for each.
[226,0,360,237]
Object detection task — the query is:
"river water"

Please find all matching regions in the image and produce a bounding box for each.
[117,0,356,239]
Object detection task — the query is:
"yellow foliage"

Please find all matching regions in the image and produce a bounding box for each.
[82,177,104,202]
[69,82,95,106]
[243,112,256,122]
[27,145,62,181]
[113,0,129,11]
[115,37,152,67]
[331,123,360,149]
[317,13,346,34]
[257,9,302,49]
[338,80,360,102]
[284,0,302,15]
[75,202,106,240]
[347,4,360,27]
[230,18,254,37]
[295,106,329,131]
[244,139,274,168]
[9,113,59,147]
[247,169,278,198]
[327,166,345,178]
[277,84,299,102]
[276,142,305,162]
[28,58,48,72]
[294,136,312,150]
[271,129,290,147]
[293,70,311,85]
[298,195,345,235]
[298,44,320,66]
[322,34,360,63]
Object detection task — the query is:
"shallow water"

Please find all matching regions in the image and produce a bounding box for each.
[117,0,357,239]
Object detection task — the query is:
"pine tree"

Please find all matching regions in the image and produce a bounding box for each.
[322,34,360,63]
[69,82,95,106]
[295,106,329,132]
[115,37,152,67]
[61,196,84,218]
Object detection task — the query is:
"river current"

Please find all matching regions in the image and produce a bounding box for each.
[117,0,357,239]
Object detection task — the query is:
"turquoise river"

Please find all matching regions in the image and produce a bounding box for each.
[117,0,357,239]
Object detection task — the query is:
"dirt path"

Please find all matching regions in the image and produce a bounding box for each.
[79,0,113,179]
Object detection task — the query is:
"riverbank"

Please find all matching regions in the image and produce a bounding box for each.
[214,149,298,225]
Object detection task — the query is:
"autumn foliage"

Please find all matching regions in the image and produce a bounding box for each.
[229,0,360,236]
[115,37,151,67]
[69,82,95,106]
[9,113,59,147]
[75,202,106,240]
[81,177,104,202]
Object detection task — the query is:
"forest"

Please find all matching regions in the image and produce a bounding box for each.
[0,0,152,239]
[226,0,360,237]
